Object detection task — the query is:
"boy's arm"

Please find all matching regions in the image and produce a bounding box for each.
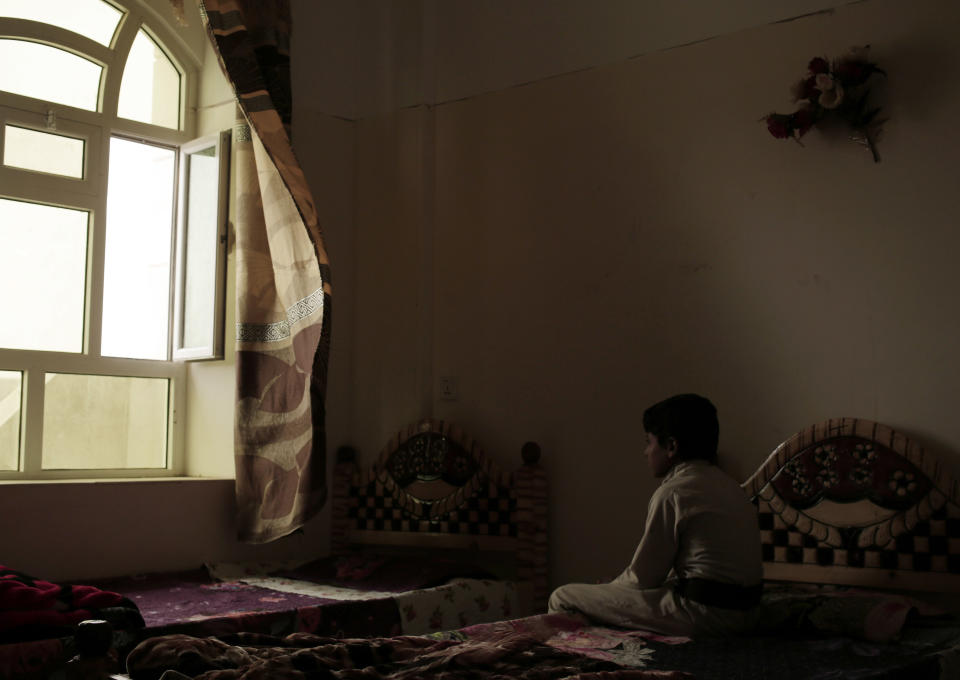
[612,489,679,589]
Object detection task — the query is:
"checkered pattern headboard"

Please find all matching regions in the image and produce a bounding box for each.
[331,419,549,610]
[346,476,518,537]
[743,417,960,591]
[755,498,960,572]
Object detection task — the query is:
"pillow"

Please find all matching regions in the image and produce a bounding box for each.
[758,585,948,643]
[334,554,385,581]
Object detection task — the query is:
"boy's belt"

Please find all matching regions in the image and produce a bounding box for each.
[673,577,763,610]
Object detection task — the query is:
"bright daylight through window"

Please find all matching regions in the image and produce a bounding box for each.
[0,0,229,478]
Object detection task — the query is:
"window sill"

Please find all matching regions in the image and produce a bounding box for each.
[0,476,234,487]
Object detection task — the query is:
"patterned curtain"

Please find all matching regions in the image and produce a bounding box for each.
[199,0,332,542]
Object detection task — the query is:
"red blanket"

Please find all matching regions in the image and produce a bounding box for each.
[0,566,142,640]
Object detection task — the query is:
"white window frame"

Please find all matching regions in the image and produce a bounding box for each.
[173,130,230,361]
[0,1,217,480]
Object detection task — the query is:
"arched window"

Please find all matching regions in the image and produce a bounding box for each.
[0,0,230,478]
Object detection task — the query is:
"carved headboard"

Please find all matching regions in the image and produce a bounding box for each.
[331,418,549,611]
[743,417,960,593]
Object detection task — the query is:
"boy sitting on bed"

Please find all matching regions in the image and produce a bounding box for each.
[548,393,762,636]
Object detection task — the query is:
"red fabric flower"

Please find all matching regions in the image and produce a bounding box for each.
[808,57,829,74]
[791,108,815,137]
[765,114,792,139]
[835,60,867,85]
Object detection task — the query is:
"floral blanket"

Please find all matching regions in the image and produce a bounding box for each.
[209,556,522,636]
[124,614,690,680]
[113,603,960,680]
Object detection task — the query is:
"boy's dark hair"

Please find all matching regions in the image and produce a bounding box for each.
[642,394,719,464]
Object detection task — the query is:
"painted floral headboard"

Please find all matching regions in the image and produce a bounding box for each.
[742,417,960,592]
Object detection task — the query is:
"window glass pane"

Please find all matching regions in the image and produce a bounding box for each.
[0,198,87,352]
[0,39,101,111]
[182,145,219,348]
[3,125,85,178]
[118,29,180,129]
[0,0,123,47]
[42,373,168,469]
[102,137,176,360]
[0,370,21,471]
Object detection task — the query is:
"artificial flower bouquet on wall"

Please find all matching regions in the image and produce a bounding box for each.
[764,46,887,162]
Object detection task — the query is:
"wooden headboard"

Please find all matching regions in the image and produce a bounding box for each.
[331,418,548,611]
[743,417,960,593]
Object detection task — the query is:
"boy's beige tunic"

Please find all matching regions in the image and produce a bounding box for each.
[549,460,762,635]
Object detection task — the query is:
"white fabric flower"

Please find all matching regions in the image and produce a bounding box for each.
[818,81,844,109]
[815,73,835,91]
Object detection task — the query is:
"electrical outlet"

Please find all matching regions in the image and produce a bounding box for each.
[439,376,459,401]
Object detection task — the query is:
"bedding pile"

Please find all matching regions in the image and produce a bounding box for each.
[0,565,143,642]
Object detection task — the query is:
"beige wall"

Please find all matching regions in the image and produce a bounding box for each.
[351,0,960,588]
[428,0,855,105]
[0,479,320,579]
